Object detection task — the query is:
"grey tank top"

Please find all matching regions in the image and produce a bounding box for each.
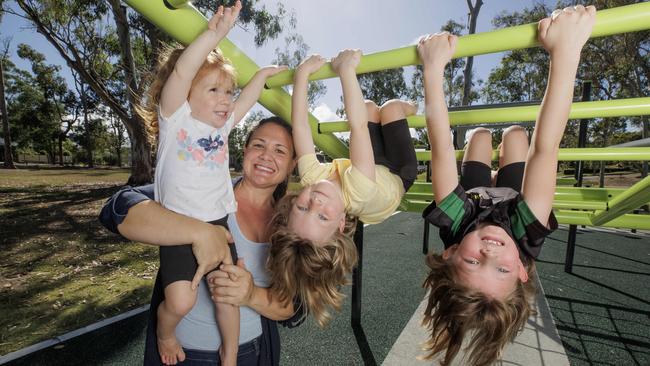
[175,214,271,350]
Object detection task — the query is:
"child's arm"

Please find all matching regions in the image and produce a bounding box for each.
[159,1,242,118]
[232,65,288,124]
[418,33,459,204]
[522,5,595,225]
[292,55,327,159]
[331,49,375,181]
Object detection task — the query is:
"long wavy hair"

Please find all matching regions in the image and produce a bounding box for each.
[267,191,358,327]
[137,44,237,146]
[421,252,537,366]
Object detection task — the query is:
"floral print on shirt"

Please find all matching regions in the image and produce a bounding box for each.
[176,128,228,169]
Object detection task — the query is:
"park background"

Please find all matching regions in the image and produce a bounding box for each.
[0,0,648,363]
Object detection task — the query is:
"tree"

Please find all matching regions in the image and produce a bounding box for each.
[1,38,15,168]
[228,110,265,171]
[16,44,70,163]
[273,31,327,109]
[6,0,288,184]
[455,0,483,149]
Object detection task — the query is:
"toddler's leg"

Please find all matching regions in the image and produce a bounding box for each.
[460,127,492,190]
[496,125,529,192]
[158,281,196,365]
[216,303,240,366]
[377,99,419,190]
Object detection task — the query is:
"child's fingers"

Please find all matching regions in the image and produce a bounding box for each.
[537,17,551,40]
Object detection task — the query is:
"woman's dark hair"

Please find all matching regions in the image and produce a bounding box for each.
[244,116,294,203]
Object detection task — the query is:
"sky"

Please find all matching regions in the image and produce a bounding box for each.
[0,0,554,123]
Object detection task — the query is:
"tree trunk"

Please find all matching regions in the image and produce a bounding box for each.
[1,59,16,169]
[58,134,64,165]
[126,115,153,185]
[17,0,152,182]
[454,0,483,149]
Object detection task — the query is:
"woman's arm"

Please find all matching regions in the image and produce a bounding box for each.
[98,185,233,289]
[208,263,294,320]
[418,33,459,204]
[522,6,595,225]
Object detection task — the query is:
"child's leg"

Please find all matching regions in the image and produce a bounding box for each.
[216,303,240,366]
[460,127,492,190]
[376,99,419,190]
[158,280,196,365]
[496,125,529,192]
[365,100,384,158]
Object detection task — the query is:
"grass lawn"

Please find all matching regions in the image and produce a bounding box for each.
[0,166,157,356]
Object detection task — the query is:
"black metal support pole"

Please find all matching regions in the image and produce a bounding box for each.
[350,221,376,365]
[565,81,591,274]
[351,221,364,328]
[423,221,430,255]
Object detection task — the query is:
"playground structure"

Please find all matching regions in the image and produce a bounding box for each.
[123,1,649,363]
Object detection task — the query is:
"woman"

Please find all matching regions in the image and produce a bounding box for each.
[99,117,303,365]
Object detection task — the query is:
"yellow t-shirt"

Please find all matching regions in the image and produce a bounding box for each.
[297,153,405,224]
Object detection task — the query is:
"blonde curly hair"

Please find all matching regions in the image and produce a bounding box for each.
[137,44,237,146]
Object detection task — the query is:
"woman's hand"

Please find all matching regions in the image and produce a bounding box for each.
[190,224,234,290]
[207,259,255,307]
[207,0,242,38]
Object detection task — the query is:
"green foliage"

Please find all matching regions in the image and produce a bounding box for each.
[273,32,327,109]
[228,110,266,171]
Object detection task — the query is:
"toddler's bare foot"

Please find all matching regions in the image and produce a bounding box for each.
[157,334,186,365]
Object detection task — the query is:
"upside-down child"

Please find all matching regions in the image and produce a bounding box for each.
[139,1,287,364]
[417,5,595,365]
[267,51,419,326]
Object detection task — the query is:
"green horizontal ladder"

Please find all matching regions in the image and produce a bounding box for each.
[265,2,650,87]
[319,97,650,132]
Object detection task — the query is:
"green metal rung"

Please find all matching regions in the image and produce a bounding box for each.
[318,97,650,132]
[556,210,650,230]
[413,147,650,162]
[590,175,650,226]
[266,2,650,88]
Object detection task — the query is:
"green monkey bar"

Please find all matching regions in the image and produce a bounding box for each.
[265,2,650,87]
[125,0,650,230]
[319,97,650,132]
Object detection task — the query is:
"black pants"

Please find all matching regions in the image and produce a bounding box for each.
[367,119,418,191]
[460,161,526,193]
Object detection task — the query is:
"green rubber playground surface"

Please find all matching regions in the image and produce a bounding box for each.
[5,212,649,366]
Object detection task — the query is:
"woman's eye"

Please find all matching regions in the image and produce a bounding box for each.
[275,148,286,155]
[297,206,308,212]
[318,214,328,221]
[464,259,479,265]
[253,143,263,148]
[498,268,510,273]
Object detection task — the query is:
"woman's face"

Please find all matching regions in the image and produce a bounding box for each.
[242,123,295,189]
